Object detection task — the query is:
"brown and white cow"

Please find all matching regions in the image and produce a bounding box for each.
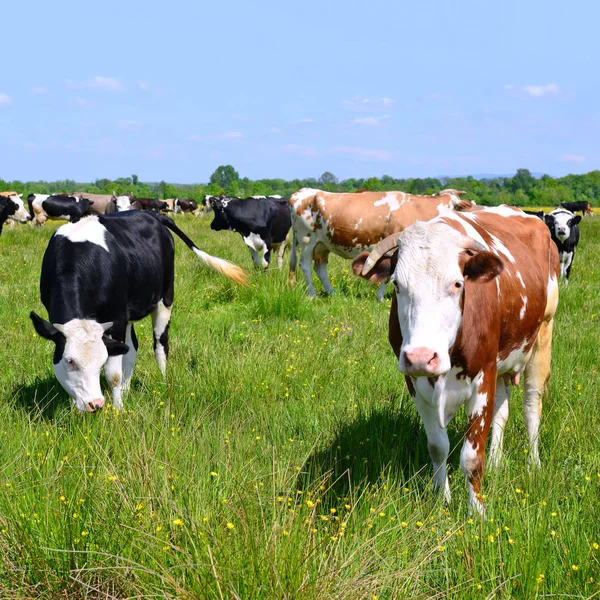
[289,188,473,299]
[352,205,559,514]
[74,192,118,215]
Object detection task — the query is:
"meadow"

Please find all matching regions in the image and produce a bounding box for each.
[0,213,598,599]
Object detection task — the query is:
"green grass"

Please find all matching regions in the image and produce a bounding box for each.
[0,214,599,599]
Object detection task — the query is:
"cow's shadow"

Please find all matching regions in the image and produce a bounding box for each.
[11,376,70,421]
[300,397,466,502]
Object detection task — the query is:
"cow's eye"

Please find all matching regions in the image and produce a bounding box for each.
[453,281,464,292]
[65,358,77,369]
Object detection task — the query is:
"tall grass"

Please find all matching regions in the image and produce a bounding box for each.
[0,214,598,598]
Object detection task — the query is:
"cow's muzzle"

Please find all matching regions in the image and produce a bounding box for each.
[401,347,441,376]
[86,398,105,412]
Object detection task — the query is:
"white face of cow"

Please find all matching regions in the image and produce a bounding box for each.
[114,195,132,211]
[548,210,579,242]
[52,320,110,411]
[393,222,467,377]
[8,195,31,223]
[30,313,129,412]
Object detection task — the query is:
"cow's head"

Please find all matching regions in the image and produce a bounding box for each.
[353,221,503,377]
[545,210,580,242]
[210,200,230,231]
[30,312,128,412]
[114,195,132,211]
[6,195,31,223]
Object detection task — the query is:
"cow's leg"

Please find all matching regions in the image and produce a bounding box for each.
[523,318,553,469]
[151,300,172,376]
[276,238,287,269]
[122,323,138,392]
[248,248,262,268]
[564,251,574,284]
[488,376,510,469]
[104,326,127,410]
[412,392,451,503]
[299,237,318,297]
[289,229,297,285]
[462,370,496,516]
[261,239,272,270]
[376,282,387,302]
[313,246,334,296]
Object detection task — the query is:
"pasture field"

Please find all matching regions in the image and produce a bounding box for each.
[0,213,598,599]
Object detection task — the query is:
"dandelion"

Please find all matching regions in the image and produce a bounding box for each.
[488,534,494,543]
[72,513,78,519]
[551,530,556,537]
[81,531,89,537]
[306,500,315,509]
[572,565,579,571]
[416,521,423,528]
[156,526,162,532]
[508,538,515,545]
[210,472,218,478]
[226,522,235,530]
[593,542,599,550]
[536,574,544,584]
[172,519,183,526]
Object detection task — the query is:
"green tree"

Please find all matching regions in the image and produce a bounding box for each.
[132,174,138,186]
[318,171,338,186]
[210,165,239,189]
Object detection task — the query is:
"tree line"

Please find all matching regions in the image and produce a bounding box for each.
[1,167,598,207]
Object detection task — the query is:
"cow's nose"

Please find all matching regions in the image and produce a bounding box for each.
[403,348,440,374]
[87,398,105,412]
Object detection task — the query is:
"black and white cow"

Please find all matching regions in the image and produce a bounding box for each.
[104,195,133,214]
[544,208,581,284]
[174,198,198,214]
[560,201,593,217]
[210,197,291,268]
[30,211,247,412]
[523,210,545,220]
[28,194,94,226]
[0,194,31,233]
[133,197,169,212]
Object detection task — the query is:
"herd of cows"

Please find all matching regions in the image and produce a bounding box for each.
[0,187,594,514]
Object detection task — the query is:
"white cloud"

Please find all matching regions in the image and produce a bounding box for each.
[282,144,317,158]
[0,93,12,106]
[344,96,394,113]
[269,127,282,134]
[524,83,561,97]
[117,119,139,130]
[137,80,150,91]
[31,86,48,94]
[66,76,123,91]
[220,131,244,139]
[351,114,390,126]
[560,154,585,162]
[331,145,390,161]
[294,118,314,124]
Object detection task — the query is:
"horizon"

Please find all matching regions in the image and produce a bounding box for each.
[2,0,598,182]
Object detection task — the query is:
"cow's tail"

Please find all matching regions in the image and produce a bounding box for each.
[153,213,247,285]
[289,225,297,285]
[27,195,35,218]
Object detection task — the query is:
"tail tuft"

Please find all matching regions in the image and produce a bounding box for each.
[193,248,248,285]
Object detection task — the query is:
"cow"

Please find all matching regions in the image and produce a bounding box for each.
[105,195,134,214]
[544,208,581,284]
[289,188,474,299]
[174,198,199,214]
[210,197,291,269]
[30,211,247,412]
[74,193,119,216]
[28,194,94,226]
[523,210,545,219]
[133,197,169,212]
[0,193,31,230]
[1,194,31,233]
[352,206,559,515]
[560,201,593,217]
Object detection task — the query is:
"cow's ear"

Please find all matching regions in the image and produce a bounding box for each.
[30,311,64,342]
[544,215,553,227]
[102,336,129,356]
[464,251,504,283]
[569,215,582,226]
[352,251,397,284]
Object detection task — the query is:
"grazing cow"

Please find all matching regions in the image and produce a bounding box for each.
[210,197,291,268]
[352,206,559,514]
[289,188,474,299]
[560,200,593,217]
[28,194,94,226]
[30,211,247,412]
[133,197,169,212]
[523,210,545,219]
[174,198,199,214]
[544,208,581,284]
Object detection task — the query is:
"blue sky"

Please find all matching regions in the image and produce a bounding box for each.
[1,0,598,183]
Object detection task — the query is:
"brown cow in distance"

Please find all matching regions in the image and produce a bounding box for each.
[352,205,559,515]
[289,188,474,298]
